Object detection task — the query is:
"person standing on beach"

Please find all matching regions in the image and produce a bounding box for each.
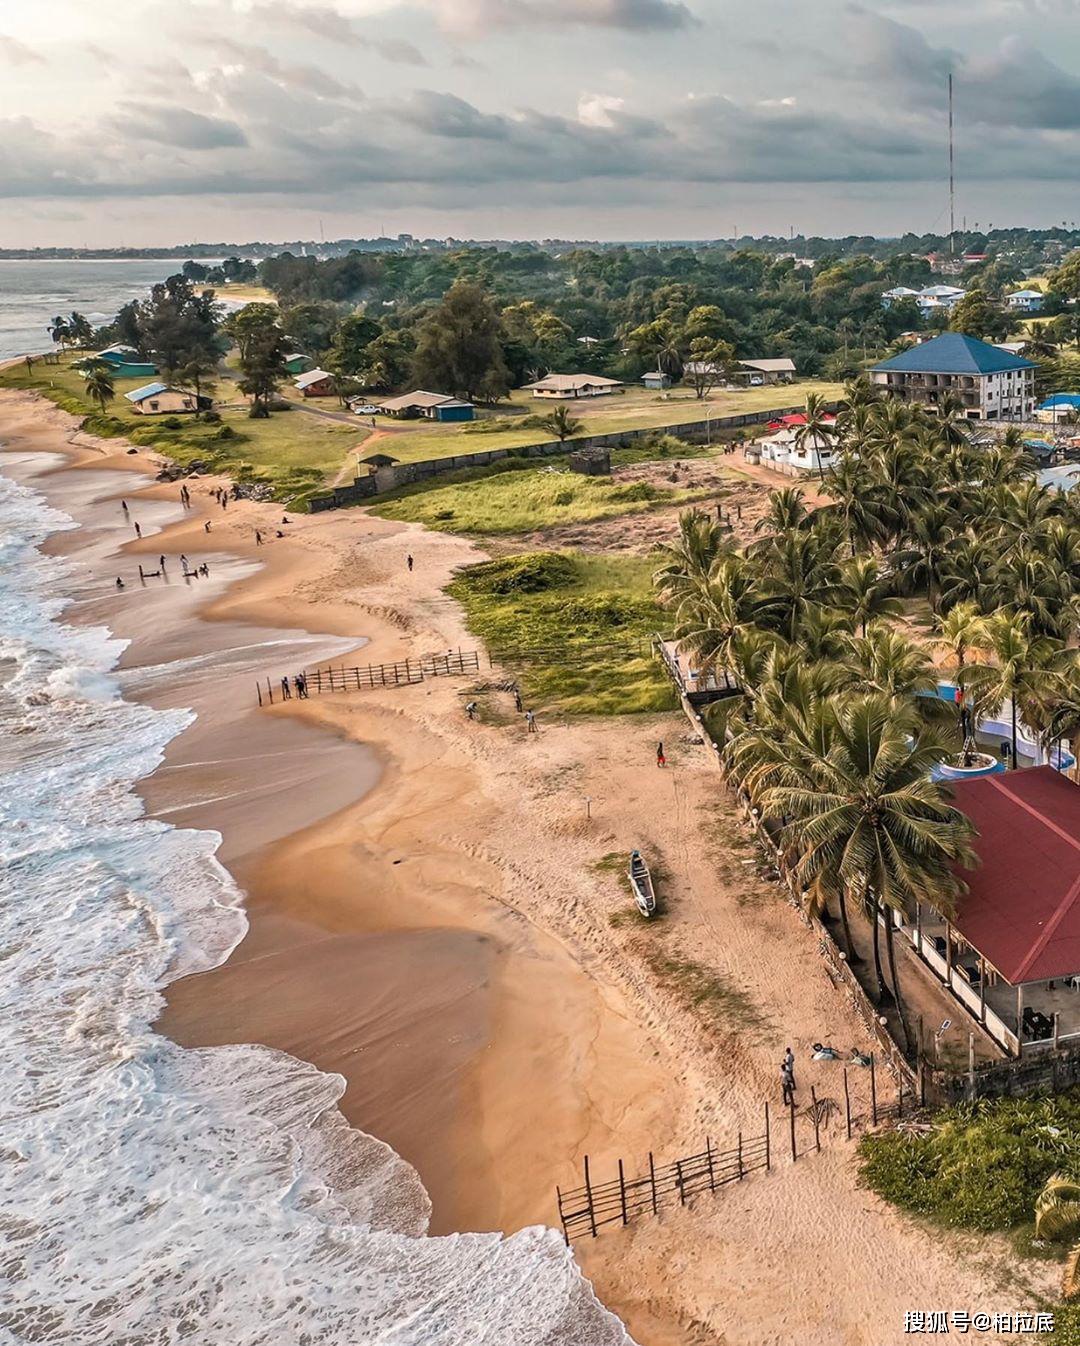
[465,701,477,720]
[280,676,291,700]
[121,500,128,516]
[783,1046,796,1085]
[513,687,523,713]
[781,1059,795,1107]
[255,531,263,546]
[406,554,414,572]
[204,520,211,533]
[180,554,188,572]
[525,709,537,733]
[159,555,166,571]
[657,741,666,768]
[115,577,124,589]
[134,521,141,538]
[296,673,308,699]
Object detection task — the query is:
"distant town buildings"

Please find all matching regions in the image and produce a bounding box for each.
[523,373,622,398]
[872,332,1035,421]
[881,284,966,314]
[1005,289,1045,314]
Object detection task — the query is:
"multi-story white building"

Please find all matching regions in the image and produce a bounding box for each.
[871,332,1035,421]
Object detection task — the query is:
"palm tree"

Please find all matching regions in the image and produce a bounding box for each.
[757,527,843,642]
[761,694,976,1044]
[540,405,583,444]
[654,509,732,607]
[839,556,903,636]
[823,455,894,556]
[752,486,809,541]
[794,392,835,479]
[1035,1173,1080,1302]
[898,502,957,613]
[48,315,69,351]
[82,363,115,417]
[672,554,766,687]
[964,612,1068,769]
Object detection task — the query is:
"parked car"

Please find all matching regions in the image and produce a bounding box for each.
[350,402,381,415]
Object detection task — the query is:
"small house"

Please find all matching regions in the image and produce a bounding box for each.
[642,372,672,390]
[294,369,336,397]
[377,391,475,421]
[1037,394,1080,424]
[124,382,207,416]
[1006,289,1045,314]
[523,373,621,399]
[94,345,157,378]
[284,352,314,376]
[739,357,796,385]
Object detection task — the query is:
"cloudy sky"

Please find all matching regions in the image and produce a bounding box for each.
[3,0,1080,245]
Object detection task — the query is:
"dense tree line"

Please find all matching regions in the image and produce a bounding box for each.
[655,382,1080,1051]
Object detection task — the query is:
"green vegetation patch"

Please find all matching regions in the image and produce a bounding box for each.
[859,1093,1080,1232]
[644,948,772,1037]
[372,464,711,535]
[0,356,359,504]
[448,551,676,715]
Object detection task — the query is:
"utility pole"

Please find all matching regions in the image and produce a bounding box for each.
[948,73,956,255]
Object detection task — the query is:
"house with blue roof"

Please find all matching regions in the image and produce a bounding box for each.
[1006,289,1044,314]
[871,332,1035,422]
[125,382,209,416]
[1037,393,1080,424]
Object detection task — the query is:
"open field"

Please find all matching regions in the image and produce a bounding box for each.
[371,457,717,534]
[359,380,843,464]
[0,354,362,502]
[447,551,675,714]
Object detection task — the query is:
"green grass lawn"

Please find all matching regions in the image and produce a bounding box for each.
[0,354,362,504]
[370,458,713,534]
[373,380,843,464]
[448,551,675,715]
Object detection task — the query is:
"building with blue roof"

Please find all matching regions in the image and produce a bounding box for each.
[1037,393,1080,424]
[124,382,208,416]
[871,333,1035,421]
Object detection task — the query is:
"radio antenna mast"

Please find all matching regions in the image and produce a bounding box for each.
[948,73,956,254]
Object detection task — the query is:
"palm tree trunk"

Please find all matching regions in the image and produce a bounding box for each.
[871,896,889,1004]
[838,888,859,963]
[884,914,913,1054]
[1011,696,1019,770]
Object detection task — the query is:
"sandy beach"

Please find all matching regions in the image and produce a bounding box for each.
[0,386,1053,1345]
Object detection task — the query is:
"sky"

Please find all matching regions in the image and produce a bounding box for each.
[3,0,1080,246]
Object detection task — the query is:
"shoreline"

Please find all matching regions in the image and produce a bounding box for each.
[0,385,1048,1345]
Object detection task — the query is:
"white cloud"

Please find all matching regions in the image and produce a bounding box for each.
[577,93,626,128]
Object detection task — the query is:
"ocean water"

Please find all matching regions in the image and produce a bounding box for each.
[0,258,203,360]
[0,467,629,1344]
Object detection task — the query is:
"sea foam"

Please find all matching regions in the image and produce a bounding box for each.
[0,469,630,1345]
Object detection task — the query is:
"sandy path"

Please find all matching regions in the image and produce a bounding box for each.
[0,388,1051,1346]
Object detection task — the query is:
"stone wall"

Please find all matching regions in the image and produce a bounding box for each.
[309,402,829,510]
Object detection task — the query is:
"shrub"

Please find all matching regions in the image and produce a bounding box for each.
[859,1093,1080,1232]
[160,416,184,430]
[216,425,237,440]
[463,552,577,595]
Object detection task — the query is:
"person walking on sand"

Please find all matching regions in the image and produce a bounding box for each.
[406,554,414,572]
[657,741,666,768]
[159,555,166,571]
[134,521,141,538]
[280,676,291,701]
[513,686,522,714]
[525,709,537,733]
[781,1059,795,1107]
[255,530,263,546]
[296,673,308,699]
[121,500,128,516]
[204,520,211,533]
[180,554,188,573]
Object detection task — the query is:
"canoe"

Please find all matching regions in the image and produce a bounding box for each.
[628,850,656,918]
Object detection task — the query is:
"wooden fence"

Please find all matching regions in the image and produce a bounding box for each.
[557,1057,913,1242]
[257,649,480,703]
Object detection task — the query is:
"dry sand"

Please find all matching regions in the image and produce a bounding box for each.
[0,387,1053,1345]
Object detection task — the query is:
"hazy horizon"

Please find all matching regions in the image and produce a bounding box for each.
[5,1,1080,248]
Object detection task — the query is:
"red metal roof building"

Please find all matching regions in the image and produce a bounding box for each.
[949,768,1080,985]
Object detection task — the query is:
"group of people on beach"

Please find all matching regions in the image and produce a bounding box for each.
[464,683,536,732]
[279,673,309,700]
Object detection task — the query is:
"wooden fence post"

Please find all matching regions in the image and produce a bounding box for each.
[764,1102,771,1171]
[870,1053,878,1126]
[706,1136,715,1192]
[583,1155,597,1239]
[675,1158,685,1205]
[789,1098,797,1162]
[810,1087,821,1152]
[266,677,274,704]
[256,683,262,707]
[618,1159,628,1226]
[556,1185,569,1246]
[648,1151,658,1215]
[843,1068,852,1140]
